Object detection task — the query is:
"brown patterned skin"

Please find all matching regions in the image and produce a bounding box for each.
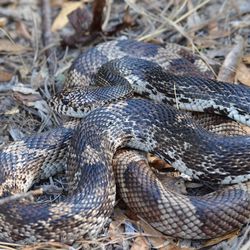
[0,38,249,243]
[0,98,250,243]
[114,150,250,239]
[51,39,250,126]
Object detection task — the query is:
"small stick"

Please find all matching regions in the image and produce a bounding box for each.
[0,188,43,205]
[41,0,57,79]
[217,36,245,82]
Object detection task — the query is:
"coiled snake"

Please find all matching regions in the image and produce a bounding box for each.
[0,38,249,243]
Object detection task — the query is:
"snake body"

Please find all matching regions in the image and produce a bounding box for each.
[52,39,250,127]
[0,38,250,243]
[114,150,250,239]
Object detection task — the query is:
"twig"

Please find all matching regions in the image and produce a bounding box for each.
[217,36,245,82]
[0,188,43,205]
[41,0,57,79]
[102,0,112,30]
[90,0,106,33]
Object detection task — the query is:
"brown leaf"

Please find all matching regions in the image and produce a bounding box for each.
[0,39,31,54]
[203,229,240,248]
[0,69,13,82]
[148,154,171,170]
[208,20,231,39]
[16,21,32,40]
[136,220,171,250]
[242,55,250,64]
[108,217,125,242]
[67,6,92,34]
[193,37,217,49]
[13,92,42,106]
[217,37,244,82]
[0,17,7,27]
[236,62,250,86]
[131,236,150,250]
[167,245,191,250]
[51,1,84,32]
[62,4,97,47]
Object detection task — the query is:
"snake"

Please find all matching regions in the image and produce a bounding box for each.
[0,38,249,244]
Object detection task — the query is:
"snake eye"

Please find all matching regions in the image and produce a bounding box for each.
[62,98,69,105]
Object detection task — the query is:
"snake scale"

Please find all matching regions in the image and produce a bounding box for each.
[0,38,249,243]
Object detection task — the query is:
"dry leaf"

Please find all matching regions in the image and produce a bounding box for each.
[131,236,150,250]
[0,69,13,82]
[16,21,32,40]
[51,1,84,32]
[242,55,250,64]
[0,39,31,54]
[167,245,191,250]
[193,37,217,48]
[108,215,126,242]
[148,154,171,170]
[137,220,171,250]
[208,20,231,39]
[12,84,42,106]
[236,62,250,86]
[203,229,240,248]
[217,37,244,82]
[51,0,64,7]
[0,17,7,27]
[13,92,42,106]
[67,6,92,33]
